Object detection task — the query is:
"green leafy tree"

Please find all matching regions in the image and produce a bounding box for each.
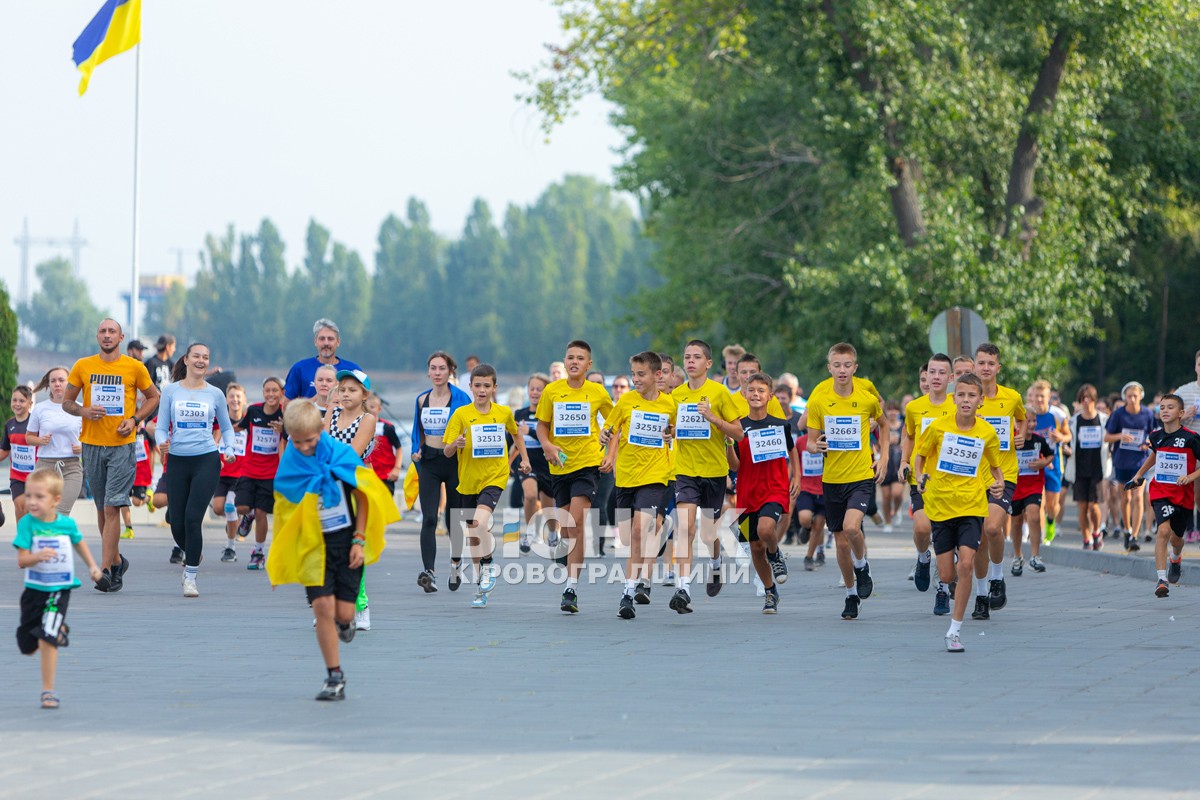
[0,278,19,422]
[18,258,108,353]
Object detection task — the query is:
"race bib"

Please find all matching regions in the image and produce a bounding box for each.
[675,404,710,440]
[824,416,862,451]
[11,444,35,473]
[375,421,385,438]
[251,426,279,456]
[174,400,210,429]
[801,450,824,477]
[937,434,985,476]
[421,408,450,437]
[91,379,124,417]
[1078,424,1102,450]
[748,426,787,463]
[136,440,149,462]
[470,424,506,458]
[1154,451,1187,483]
[552,402,590,437]
[628,410,668,448]
[318,485,352,533]
[519,416,541,448]
[25,535,74,589]
[228,430,247,457]
[982,416,1011,451]
[1017,447,1039,476]
[1119,428,1146,452]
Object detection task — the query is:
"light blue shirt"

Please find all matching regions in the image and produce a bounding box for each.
[155,383,236,458]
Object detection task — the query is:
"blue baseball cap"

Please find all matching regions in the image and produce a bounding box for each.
[336,369,372,391]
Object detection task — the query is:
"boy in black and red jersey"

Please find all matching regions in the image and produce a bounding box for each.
[234,377,286,570]
[725,372,801,614]
[1125,394,1200,598]
[1009,420,1053,578]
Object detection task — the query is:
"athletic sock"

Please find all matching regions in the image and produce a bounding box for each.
[1157,569,1168,581]
[937,581,950,594]
[845,586,858,597]
[974,576,988,597]
[710,557,721,570]
[253,543,264,554]
[184,565,198,580]
[327,666,341,678]
[1170,555,1182,563]
[947,619,963,637]
[679,576,692,593]
[917,550,931,564]
[624,580,636,597]
[989,562,1003,580]
[566,577,578,590]
[852,556,867,569]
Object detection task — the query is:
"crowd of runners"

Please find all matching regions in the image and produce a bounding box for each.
[8,317,1200,703]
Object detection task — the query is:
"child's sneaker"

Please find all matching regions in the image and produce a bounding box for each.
[354,606,371,631]
[247,550,265,570]
[120,526,135,540]
[316,670,345,701]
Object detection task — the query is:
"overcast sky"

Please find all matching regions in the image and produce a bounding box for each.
[2,1,621,328]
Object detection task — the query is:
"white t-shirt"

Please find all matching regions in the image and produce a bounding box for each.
[27,401,82,459]
[1174,380,1200,425]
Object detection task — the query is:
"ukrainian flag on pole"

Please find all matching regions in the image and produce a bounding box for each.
[72,0,141,95]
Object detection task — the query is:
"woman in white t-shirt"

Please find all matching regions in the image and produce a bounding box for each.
[25,366,84,515]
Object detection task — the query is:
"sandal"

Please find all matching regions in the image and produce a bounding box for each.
[40,691,59,709]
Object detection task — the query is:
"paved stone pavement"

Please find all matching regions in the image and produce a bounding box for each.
[1,503,1198,799]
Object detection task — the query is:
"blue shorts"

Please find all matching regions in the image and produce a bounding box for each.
[1043,467,1063,493]
[1113,466,1140,485]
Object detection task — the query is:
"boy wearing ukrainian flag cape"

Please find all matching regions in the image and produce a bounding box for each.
[267,401,399,701]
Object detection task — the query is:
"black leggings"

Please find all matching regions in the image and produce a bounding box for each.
[416,447,461,571]
[168,451,221,568]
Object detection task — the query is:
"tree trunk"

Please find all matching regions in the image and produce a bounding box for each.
[1003,30,1072,252]
[889,154,925,247]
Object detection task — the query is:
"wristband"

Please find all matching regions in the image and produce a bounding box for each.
[351,534,366,547]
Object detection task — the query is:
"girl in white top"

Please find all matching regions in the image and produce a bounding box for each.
[313,364,338,413]
[26,366,84,515]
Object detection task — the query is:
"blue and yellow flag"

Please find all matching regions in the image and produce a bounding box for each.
[266,432,400,588]
[72,0,141,96]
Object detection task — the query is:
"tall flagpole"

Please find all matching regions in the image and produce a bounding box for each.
[130,41,142,340]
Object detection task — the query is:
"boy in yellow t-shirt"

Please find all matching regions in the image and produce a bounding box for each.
[806,342,885,621]
[444,364,529,610]
[914,372,1004,653]
[535,340,614,614]
[600,351,677,619]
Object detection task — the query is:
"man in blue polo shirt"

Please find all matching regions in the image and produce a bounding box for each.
[283,319,362,400]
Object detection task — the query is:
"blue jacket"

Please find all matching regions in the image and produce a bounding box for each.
[411,383,473,455]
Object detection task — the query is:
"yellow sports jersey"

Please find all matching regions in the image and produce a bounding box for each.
[729,389,786,419]
[977,384,1026,483]
[915,416,1001,521]
[535,379,614,474]
[809,376,882,404]
[805,381,882,484]
[904,394,954,485]
[604,390,677,488]
[443,403,520,495]
[670,379,742,479]
[67,354,154,447]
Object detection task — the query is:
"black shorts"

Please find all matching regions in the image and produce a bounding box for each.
[1072,476,1101,503]
[909,484,924,513]
[674,475,727,520]
[154,473,169,496]
[235,477,275,513]
[130,485,147,502]
[1010,494,1042,517]
[823,479,875,533]
[214,474,239,499]
[738,502,785,542]
[383,479,397,496]
[931,516,983,555]
[987,480,1016,514]
[551,466,600,508]
[16,587,70,655]
[1153,499,1192,538]
[521,470,552,499]
[9,480,25,500]
[794,491,826,518]
[615,483,667,515]
[657,480,676,520]
[304,536,363,604]
[459,485,504,513]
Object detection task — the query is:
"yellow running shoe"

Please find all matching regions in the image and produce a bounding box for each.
[120,526,135,540]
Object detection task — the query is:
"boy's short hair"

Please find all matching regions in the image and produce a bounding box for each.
[827,342,857,360]
[528,372,550,388]
[955,372,984,393]
[226,382,245,397]
[283,399,324,436]
[630,351,663,373]
[566,339,592,354]
[26,467,64,496]
[1030,379,1052,394]
[11,385,32,401]
[1076,383,1098,403]
[774,383,794,399]
[952,355,975,368]
[685,339,713,360]
[470,364,498,384]
[974,342,1000,359]
[737,352,762,369]
[929,353,953,369]
[722,343,746,360]
[1161,393,1185,411]
[656,352,674,370]
[918,363,929,375]
[746,371,773,390]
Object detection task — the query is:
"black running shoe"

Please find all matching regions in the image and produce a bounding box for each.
[913,559,931,592]
[448,560,463,592]
[115,554,129,577]
[668,589,693,614]
[799,527,811,545]
[933,588,950,616]
[815,549,825,566]
[803,556,815,571]
[762,587,779,615]
[854,563,873,599]
[417,569,438,593]
[94,568,112,593]
[769,549,789,585]
[169,546,184,565]
[634,582,651,605]
[1155,579,1170,598]
[336,620,356,643]
[1168,559,1182,585]
[237,513,253,540]
[971,596,990,620]
[316,670,345,701]
[841,594,860,620]
[561,588,579,613]
[706,569,722,597]
[988,578,1007,610]
[1128,538,1141,553]
[107,569,123,593]
[618,594,635,619]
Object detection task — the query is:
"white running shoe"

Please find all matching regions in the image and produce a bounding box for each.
[883,524,894,533]
[182,576,199,598]
[355,606,371,631]
[479,563,497,594]
[945,633,964,653]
